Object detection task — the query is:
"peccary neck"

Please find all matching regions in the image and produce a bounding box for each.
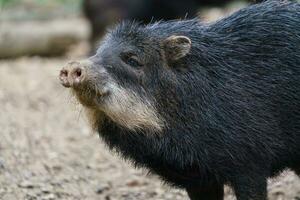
[97,117,216,188]
[98,117,170,166]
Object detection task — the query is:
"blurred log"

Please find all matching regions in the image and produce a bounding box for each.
[0,19,90,58]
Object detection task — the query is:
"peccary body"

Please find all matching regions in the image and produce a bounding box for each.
[60,1,300,199]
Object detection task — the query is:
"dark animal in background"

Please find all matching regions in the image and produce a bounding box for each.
[83,0,262,52]
[60,1,300,199]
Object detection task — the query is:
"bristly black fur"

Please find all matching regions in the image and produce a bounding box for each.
[94,1,300,199]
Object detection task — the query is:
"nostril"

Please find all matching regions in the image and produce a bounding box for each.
[75,68,82,78]
[60,69,68,78]
[71,67,85,86]
[59,69,71,88]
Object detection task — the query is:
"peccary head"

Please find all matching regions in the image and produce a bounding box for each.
[59,21,200,133]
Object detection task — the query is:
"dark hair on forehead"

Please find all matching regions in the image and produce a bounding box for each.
[109,19,202,41]
[145,19,202,36]
[109,21,145,40]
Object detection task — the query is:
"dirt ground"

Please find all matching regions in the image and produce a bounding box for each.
[0,56,299,200]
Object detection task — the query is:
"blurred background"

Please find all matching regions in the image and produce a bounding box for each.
[0,0,299,199]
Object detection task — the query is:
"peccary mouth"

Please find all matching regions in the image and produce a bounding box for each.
[71,82,109,108]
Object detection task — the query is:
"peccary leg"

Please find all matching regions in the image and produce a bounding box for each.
[186,185,224,200]
[232,175,267,200]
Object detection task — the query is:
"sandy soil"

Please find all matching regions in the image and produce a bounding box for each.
[0,57,299,200]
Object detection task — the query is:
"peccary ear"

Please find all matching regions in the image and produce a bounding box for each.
[163,35,191,62]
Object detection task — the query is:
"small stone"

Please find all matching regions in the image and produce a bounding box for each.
[0,159,5,169]
[41,193,56,200]
[52,165,62,171]
[18,181,35,189]
[126,180,143,187]
[25,193,38,200]
[41,186,52,194]
[96,183,110,194]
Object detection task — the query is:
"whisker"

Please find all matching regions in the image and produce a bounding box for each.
[77,106,84,123]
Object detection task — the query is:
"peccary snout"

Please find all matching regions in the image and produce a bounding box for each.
[59,61,87,88]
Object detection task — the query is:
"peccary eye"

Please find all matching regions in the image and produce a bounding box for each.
[122,54,142,68]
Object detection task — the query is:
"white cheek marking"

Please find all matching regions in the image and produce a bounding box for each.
[101,82,165,132]
[83,107,104,132]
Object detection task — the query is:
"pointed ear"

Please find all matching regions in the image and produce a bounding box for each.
[163,35,191,63]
